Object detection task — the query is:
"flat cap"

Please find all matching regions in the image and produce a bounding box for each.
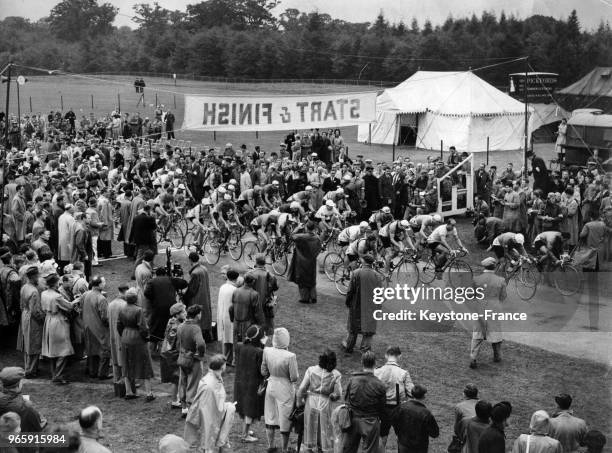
[0,367,25,386]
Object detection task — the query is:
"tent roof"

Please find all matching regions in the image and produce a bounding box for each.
[379,71,527,117]
[568,111,612,128]
[558,67,612,98]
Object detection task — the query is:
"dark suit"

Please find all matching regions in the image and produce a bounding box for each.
[130,213,157,268]
[531,156,550,195]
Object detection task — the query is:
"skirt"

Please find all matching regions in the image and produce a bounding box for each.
[121,342,154,380]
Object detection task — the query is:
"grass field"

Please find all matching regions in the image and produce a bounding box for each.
[4,74,552,169]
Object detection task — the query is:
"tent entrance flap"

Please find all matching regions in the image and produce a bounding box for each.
[398,114,418,146]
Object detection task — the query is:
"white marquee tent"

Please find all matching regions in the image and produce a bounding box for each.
[357,71,532,152]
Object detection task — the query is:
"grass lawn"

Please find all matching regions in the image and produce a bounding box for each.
[1,239,610,452]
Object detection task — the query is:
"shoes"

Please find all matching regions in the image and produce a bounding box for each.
[145,394,156,402]
[310,299,317,304]
[493,356,501,363]
[181,408,188,418]
[242,435,258,443]
[24,372,37,379]
[469,360,477,369]
[298,300,309,304]
[125,394,139,400]
[170,401,182,409]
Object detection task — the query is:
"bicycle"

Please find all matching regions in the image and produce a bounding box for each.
[420,249,472,288]
[333,258,386,296]
[501,255,539,301]
[243,235,292,276]
[156,212,186,249]
[550,253,583,296]
[385,248,421,288]
[202,224,243,265]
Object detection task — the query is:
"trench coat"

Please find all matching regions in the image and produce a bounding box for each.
[234,342,265,420]
[11,194,27,242]
[107,297,127,372]
[57,212,75,262]
[217,281,237,344]
[577,220,611,270]
[288,231,321,288]
[117,199,132,242]
[184,263,212,332]
[17,282,45,355]
[41,289,74,357]
[471,271,507,343]
[502,190,522,232]
[97,196,114,241]
[560,194,579,245]
[125,195,145,244]
[345,264,383,335]
[81,289,110,357]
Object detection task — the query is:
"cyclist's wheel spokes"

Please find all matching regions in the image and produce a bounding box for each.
[228,230,243,260]
[448,260,472,289]
[552,263,582,296]
[242,241,260,269]
[420,257,437,284]
[334,264,351,295]
[323,252,343,281]
[203,233,221,265]
[392,258,419,287]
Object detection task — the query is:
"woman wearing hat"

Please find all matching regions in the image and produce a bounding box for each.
[161,302,187,408]
[234,325,267,443]
[41,273,75,385]
[511,410,563,453]
[261,327,299,453]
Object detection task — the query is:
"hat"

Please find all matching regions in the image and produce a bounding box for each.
[25,265,39,277]
[117,282,130,291]
[529,410,551,435]
[0,367,25,387]
[272,328,290,349]
[170,302,186,316]
[555,393,572,408]
[481,257,497,269]
[225,143,232,148]
[464,383,478,396]
[178,184,185,190]
[158,434,189,453]
[325,199,335,207]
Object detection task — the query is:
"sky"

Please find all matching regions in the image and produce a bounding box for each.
[0,0,610,30]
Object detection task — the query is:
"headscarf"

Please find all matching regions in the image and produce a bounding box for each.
[529,410,550,435]
[272,327,290,349]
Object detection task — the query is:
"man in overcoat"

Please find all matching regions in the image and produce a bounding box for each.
[288,222,321,304]
[183,252,212,339]
[17,266,44,378]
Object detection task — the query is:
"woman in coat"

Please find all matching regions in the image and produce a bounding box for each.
[160,302,186,408]
[41,273,75,384]
[234,324,266,443]
[560,187,580,248]
[261,327,299,453]
[117,287,155,401]
[297,349,342,453]
[502,183,522,233]
[17,266,44,378]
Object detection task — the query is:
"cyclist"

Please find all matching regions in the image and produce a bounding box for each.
[237,185,264,221]
[345,233,379,268]
[186,197,216,250]
[368,206,394,231]
[427,218,468,278]
[315,199,342,242]
[250,211,279,251]
[533,231,570,271]
[324,188,352,218]
[379,219,416,275]
[276,204,300,244]
[337,221,370,248]
[213,193,243,242]
[287,185,316,213]
[410,213,443,244]
[154,189,179,235]
[262,180,281,208]
[489,232,527,268]
[210,185,227,205]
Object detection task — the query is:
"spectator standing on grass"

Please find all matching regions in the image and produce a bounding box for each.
[451,384,478,445]
[246,254,278,335]
[160,302,187,409]
[375,346,414,451]
[342,351,386,453]
[392,384,439,453]
[165,110,175,140]
[288,221,321,305]
[130,205,157,269]
[261,327,299,453]
[231,274,263,362]
[548,394,587,453]
[57,204,75,272]
[177,305,206,418]
[183,252,212,340]
[107,283,128,397]
[0,367,46,433]
[72,212,93,280]
[78,406,112,453]
[217,268,238,365]
[478,402,512,453]
[81,275,111,380]
[511,410,562,453]
[460,400,492,453]
[16,266,44,379]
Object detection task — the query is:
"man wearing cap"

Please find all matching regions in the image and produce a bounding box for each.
[512,410,563,453]
[288,221,321,305]
[0,367,46,433]
[247,254,279,335]
[130,204,157,271]
[10,185,26,245]
[469,257,507,369]
[97,188,114,259]
[57,204,75,272]
[342,254,384,353]
[391,384,439,453]
[452,384,479,444]
[107,284,129,397]
[16,266,44,378]
[72,212,93,280]
[478,402,511,453]
[82,276,111,379]
[183,252,213,339]
[549,394,587,453]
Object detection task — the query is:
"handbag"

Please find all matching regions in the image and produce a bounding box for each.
[177,349,194,371]
[257,379,268,396]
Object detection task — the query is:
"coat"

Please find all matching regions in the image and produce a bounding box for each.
[288,232,321,288]
[577,220,611,270]
[247,266,278,322]
[549,410,588,453]
[118,199,132,243]
[125,195,145,243]
[345,265,383,335]
[97,196,114,241]
[461,416,490,453]
[471,271,506,343]
[217,281,237,344]
[143,276,188,340]
[11,194,26,242]
[184,264,212,331]
[57,211,75,261]
[502,190,522,232]
[81,289,110,357]
[130,212,156,245]
[234,342,265,420]
[17,282,44,355]
[560,194,579,245]
[41,289,74,357]
[231,285,263,343]
[512,434,562,453]
[478,424,506,453]
[107,297,127,372]
[72,222,93,263]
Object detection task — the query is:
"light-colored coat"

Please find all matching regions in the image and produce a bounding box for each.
[471,270,507,343]
[97,196,114,241]
[11,194,27,242]
[17,282,44,355]
[217,281,236,344]
[107,297,127,372]
[57,211,75,261]
[41,289,74,358]
[81,289,110,356]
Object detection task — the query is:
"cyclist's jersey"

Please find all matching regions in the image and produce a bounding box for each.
[410,215,436,233]
[289,191,310,202]
[534,231,562,249]
[347,237,373,257]
[251,213,278,228]
[492,232,518,248]
[277,212,295,230]
[315,206,340,223]
[368,211,393,228]
[238,189,260,204]
[379,220,403,241]
[263,184,279,198]
[214,200,237,221]
[427,224,458,244]
[338,225,363,244]
[187,204,213,223]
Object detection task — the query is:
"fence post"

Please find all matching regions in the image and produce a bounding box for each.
[60,95,63,110]
[91,94,94,110]
[117,93,121,112]
[486,137,490,165]
[213,131,216,141]
[155,93,158,107]
[29,96,32,113]
[173,94,176,109]
[256,131,259,139]
[440,140,443,160]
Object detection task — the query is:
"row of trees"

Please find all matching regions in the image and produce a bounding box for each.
[0,0,611,86]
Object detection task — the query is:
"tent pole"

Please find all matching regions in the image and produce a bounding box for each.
[392,115,397,161]
[524,57,529,172]
[368,123,371,147]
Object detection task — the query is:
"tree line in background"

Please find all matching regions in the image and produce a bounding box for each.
[0,0,611,87]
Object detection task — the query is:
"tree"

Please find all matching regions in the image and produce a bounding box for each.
[47,0,117,41]
[186,0,279,30]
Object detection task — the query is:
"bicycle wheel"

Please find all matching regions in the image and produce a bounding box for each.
[420,257,437,284]
[242,241,260,269]
[323,252,343,281]
[334,264,351,295]
[203,234,221,265]
[228,231,243,260]
[514,267,538,301]
[393,259,420,287]
[553,264,582,296]
[167,222,185,249]
[448,260,472,288]
[271,251,289,276]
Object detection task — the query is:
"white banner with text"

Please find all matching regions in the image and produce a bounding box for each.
[181,92,377,132]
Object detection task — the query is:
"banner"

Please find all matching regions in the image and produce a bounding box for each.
[181,92,377,132]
